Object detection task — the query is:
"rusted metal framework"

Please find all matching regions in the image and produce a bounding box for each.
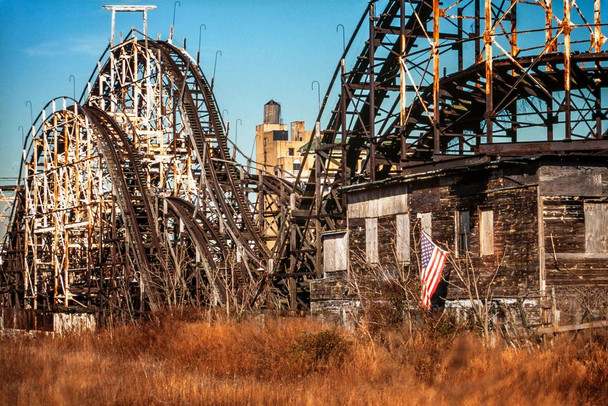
[276,0,607,291]
[0,33,294,316]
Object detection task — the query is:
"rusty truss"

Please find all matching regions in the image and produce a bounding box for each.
[1,35,295,317]
[275,0,607,284]
[1,1,607,315]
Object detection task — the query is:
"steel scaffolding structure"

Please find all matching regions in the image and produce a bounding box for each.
[275,0,607,290]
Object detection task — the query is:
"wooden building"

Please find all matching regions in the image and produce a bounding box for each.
[311,142,608,331]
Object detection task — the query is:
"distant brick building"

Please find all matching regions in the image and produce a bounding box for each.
[255,100,314,182]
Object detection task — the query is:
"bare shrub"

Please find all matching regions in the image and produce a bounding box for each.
[289,329,351,372]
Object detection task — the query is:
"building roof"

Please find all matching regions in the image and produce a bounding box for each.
[340,139,608,194]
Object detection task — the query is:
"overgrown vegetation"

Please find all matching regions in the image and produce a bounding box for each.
[1,311,607,405]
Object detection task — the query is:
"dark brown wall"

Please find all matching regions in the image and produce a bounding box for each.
[541,162,608,287]
[346,165,541,299]
[409,170,540,298]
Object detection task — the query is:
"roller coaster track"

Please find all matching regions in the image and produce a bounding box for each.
[151,41,270,264]
[164,196,227,305]
[1,1,606,314]
[0,33,288,313]
[82,105,165,310]
[87,37,269,267]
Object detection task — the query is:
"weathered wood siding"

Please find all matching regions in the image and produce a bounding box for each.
[312,156,608,327]
[406,173,540,298]
[541,163,608,287]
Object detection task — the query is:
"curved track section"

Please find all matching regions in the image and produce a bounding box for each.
[83,106,165,310]
[86,37,269,272]
[1,34,296,313]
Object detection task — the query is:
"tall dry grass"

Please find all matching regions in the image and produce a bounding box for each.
[1,312,606,405]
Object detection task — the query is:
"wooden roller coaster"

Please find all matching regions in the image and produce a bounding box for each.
[1,0,606,320]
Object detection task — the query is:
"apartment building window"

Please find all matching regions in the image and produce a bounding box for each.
[272,130,288,141]
[293,160,301,171]
[288,148,294,156]
[479,209,494,256]
[455,210,470,256]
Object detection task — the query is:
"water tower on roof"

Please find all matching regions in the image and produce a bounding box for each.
[264,100,280,125]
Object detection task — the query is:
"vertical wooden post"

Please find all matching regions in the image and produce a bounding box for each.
[475,0,481,63]
[289,225,297,308]
[457,8,463,72]
[544,0,556,53]
[314,122,322,277]
[341,59,348,189]
[545,0,554,141]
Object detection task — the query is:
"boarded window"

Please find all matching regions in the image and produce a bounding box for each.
[584,203,608,253]
[455,210,470,257]
[479,209,494,256]
[366,218,378,264]
[420,212,432,236]
[323,231,348,272]
[396,213,410,263]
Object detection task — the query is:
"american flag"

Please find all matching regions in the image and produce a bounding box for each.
[420,232,448,309]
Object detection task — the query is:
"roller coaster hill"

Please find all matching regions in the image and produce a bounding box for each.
[1,1,607,324]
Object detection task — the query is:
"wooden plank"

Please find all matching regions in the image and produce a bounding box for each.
[584,203,608,253]
[421,212,432,237]
[365,218,378,264]
[396,213,410,263]
[480,209,494,256]
[540,165,605,196]
[322,231,349,273]
[538,320,608,334]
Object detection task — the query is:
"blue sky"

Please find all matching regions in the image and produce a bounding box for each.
[0,0,366,179]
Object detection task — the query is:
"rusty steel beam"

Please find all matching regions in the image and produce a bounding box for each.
[433,0,441,154]
[564,0,572,140]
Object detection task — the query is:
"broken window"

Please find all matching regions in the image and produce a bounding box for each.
[396,213,410,263]
[366,217,378,264]
[479,209,494,256]
[584,202,608,253]
[455,210,470,257]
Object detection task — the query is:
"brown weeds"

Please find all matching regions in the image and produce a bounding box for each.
[0,313,606,405]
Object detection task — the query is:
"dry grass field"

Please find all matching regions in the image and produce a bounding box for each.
[1,312,607,405]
